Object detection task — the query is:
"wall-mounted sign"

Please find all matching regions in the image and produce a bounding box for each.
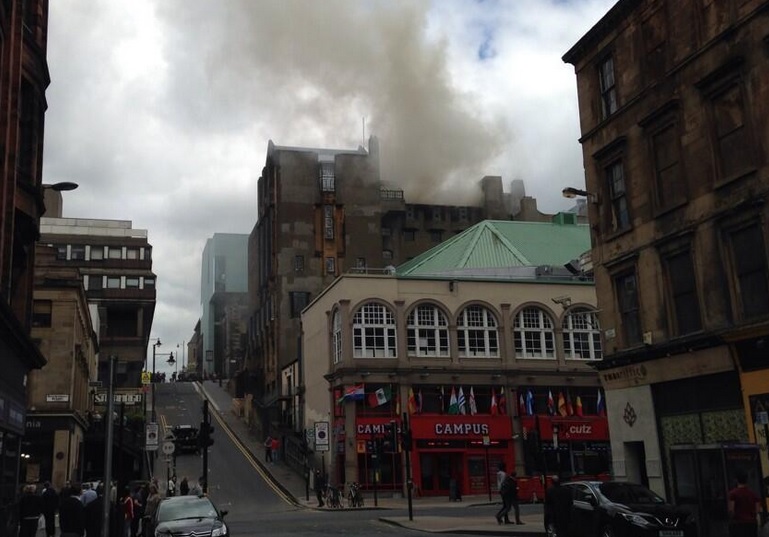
[314,421,329,452]
[46,394,70,403]
[93,392,143,406]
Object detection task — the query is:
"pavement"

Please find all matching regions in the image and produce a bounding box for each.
[194,380,548,536]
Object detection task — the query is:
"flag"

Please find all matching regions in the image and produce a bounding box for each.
[547,390,555,415]
[575,396,584,417]
[558,392,567,416]
[417,390,423,414]
[518,393,525,416]
[498,388,507,415]
[395,391,401,415]
[490,390,498,415]
[566,391,574,416]
[469,387,478,415]
[368,386,391,407]
[525,390,534,416]
[439,386,445,414]
[597,389,606,416]
[337,384,365,403]
[408,388,417,414]
[458,387,467,415]
[448,387,459,414]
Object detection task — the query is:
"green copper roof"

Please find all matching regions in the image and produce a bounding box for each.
[396,219,591,280]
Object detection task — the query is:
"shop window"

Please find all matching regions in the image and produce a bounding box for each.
[562,308,602,360]
[513,307,555,359]
[32,300,51,327]
[332,310,343,364]
[407,304,449,357]
[457,305,499,358]
[614,270,642,346]
[353,302,397,358]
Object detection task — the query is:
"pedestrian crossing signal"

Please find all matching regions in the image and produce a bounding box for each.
[198,421,214,448]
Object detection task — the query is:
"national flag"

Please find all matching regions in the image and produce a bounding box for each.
[575,396,584,417]
[337,384,365,403]
[518,393,525,416]
[490,390,498,415]
[558,392,567,416]
[448,387,459,415]
[408,388,417,414]
[416,390,423,414]
[525,390,534,416]
[547,390,555,415]
[439,386,445,414]
[566,391,574,416]
[458,387,467,415]
[498,388,507,415]
[597,389,606,417]
[469,387,478,415]
[368,386,391,407]
[395,391,401,415]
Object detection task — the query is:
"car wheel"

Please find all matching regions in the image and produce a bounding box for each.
[545,522,557,537]
[600,525,615,537]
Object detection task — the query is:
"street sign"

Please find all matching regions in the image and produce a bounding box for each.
[162,441,175,455]
[146,423,159,451]
[141,371,151,385]
[88,381,102,388]
[93,392,143,406]
[314,421,329,452]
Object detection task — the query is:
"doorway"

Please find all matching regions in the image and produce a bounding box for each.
[419,453,463,496]
[624,441,649,487]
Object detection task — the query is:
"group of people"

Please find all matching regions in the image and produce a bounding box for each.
[494,463,524,525]
[165,476,203,498]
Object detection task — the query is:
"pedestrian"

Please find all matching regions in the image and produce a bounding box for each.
[83,484,103,537]
[314,470,325,508]
[120,487,134,537]
[41,482,58,537]
[189,481,202,497]
[494,462,511,524]
[166,477,176,498]
[129,486,143,537]
[728,470,761,537]
[178,478,189,496]
[264,436,273,463]
[59,485,85,537]
[142,485,161,537]
[544,475,572,537]
[271,437,280,462]
[508,472,523,525]
[17,484,42,537]
[80,484,97,507]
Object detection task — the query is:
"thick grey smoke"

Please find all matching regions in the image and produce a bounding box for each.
[155,1,509,204]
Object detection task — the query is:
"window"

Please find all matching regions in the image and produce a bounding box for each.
[607,160,630,232]
[325,257,336,276]
[353,303,397,358]
[143,278,155,289]
[324,205,334,240]
[665,250,701,334]
[71,245,85,260]
[615,271,642,346]
[382,250,393,260]
[407,304,449,357]
[32,300,51,327]
[728,224,769,319]
[458,207,468,221]
[55,245,67,260]
[381,227,391,237]
[89,275,103,290]
[403,230,415,242]
[126,248,139,260]
[406,206,415,220]
[712,84,753,180]
[294,255,305,273]
[430,230,442,243]
[563,308,602,360]
[651,124,684,208]
[599,55,618,119]
[125,277,140,289]
[90,247,104,260]
[290,292,311,318]
[513,307,555,359]
[319,161,335,192]
[432,208,443,222]
[108,247,122,259]
[457,305,499,358]
[107,276,121,289]
[332,310,343,364]
[355,257,366,269]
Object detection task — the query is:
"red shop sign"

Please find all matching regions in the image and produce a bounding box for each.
[521,415,609,441]
[410,415,512,440]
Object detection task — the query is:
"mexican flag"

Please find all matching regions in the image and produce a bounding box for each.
[368,386,391,407]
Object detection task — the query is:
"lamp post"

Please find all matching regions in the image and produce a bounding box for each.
[561,186,596,203]
[167,354,176,381]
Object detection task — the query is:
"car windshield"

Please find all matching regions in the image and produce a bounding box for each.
[157,498,218,521]
[598,483,666,504]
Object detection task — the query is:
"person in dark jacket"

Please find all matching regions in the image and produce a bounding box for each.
[178,478,189,496]
[17,484,43,537]
[41,482,58,537]
[83,485,103,537]
[544,476,573,537]
[59,485,86,537]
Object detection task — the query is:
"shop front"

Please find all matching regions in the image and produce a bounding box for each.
[353,416,403,493]
[410,414,513,498]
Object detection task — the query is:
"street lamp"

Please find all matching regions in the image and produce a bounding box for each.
[562,186,596,203]
[44,181,79,192]
[167,354,176,380]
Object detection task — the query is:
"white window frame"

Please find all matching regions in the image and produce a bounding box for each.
[407,304,449,357]
[513,307,555,359]
[352,303,397,358]
[457,305,499,358]
[332,310,343,364]
[562,307,603,361]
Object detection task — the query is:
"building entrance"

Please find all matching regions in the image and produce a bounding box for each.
[419,453,463,496]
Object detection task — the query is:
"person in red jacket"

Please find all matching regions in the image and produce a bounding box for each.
[728,471,761,537]
[121,487,134,537]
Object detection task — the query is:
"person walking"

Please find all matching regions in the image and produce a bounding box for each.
[129,486,143,537]
[178,478,189,496]
[728,471,761,537]
[270,437,280,462]
[142,485,161,537]
[17,484,42,537]
[166,477,176,498]
[59,485,85,537]
[494,463,511,525]
[41,482,58,537]
[120,487,134,537]
[264,436,273,463]
[508,472,524,525]
[83,484,103,537]
[544,475,572,537]
[314,471,325,508]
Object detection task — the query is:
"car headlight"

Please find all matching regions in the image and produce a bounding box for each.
[619,512,655,528]
[211,523,228,537]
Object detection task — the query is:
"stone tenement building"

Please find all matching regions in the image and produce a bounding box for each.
[563,0,769,527]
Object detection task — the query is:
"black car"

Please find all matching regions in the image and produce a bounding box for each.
[153,495,229,537]
[171,425,199,454]
[561,481,697,537]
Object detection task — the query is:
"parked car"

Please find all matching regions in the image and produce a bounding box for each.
[171,425,199,454]
[152,495,229,537]
[561,481,697,537]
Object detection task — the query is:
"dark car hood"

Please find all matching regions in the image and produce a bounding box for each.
[615,503,690,523]
[156,517,219,534]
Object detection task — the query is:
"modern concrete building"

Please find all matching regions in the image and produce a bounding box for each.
[200,233,249,378]
[246,136,573,444]
[301,218,606,497]
[563,0,769,530]
[0,0,52,510]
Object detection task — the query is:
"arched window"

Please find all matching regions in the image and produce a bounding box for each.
[332,310,343,364]
[407,304,449,357]
[563,308,602,360]
[353,302,397,358]
[513,307,555,359]
[457,305,499,358]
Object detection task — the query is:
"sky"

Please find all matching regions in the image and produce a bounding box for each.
[43,0,617,375]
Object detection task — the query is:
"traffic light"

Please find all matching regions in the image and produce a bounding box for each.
[400,428,412,452]
[383,420,398,453]
[198,421,214,448]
